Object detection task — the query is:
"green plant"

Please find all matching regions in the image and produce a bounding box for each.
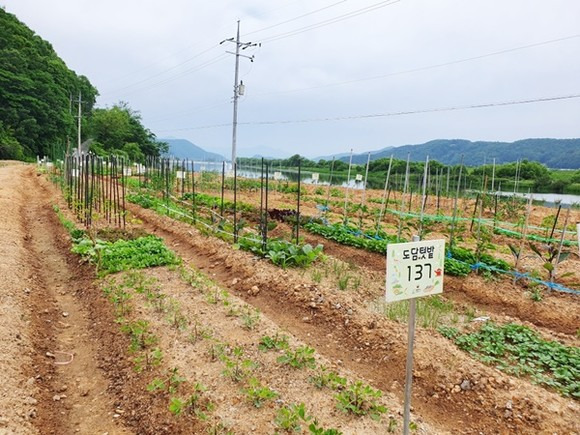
[529,242,570,281]
[240,306,260,330]
[222,346,257,383]
[304,222,399,254]
[206,419,234,435]
[207,341,226,362]
[530,287,543,302]
[258,334,289,352]
[121,319,158,353]
[134,347,163,373]
[335,381,387,420]
[373,295,454,329]
[72,234,179,276]
[277,346,316,369]
[387,416,398,432]
[309,366,347,390]
[337,275,350,291]
[189,321,213,344]
[165,299,188,330]
[243,377,278,408]
[438,322,580,398]
[236,237,324,268]
[147,367,186,394]
[311,269,323,283]
[274,403,311,432]
[444,257,471,277]
[449,246,510,273]
[308,421,343,435]
[169,383,214,420]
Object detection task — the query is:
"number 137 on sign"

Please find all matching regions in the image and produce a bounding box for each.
[386,239,445,303]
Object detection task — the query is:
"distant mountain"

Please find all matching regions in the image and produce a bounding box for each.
[161,138,225,161]
[239,145,288,159]
[330,138,580,169]
[315,150,378,161]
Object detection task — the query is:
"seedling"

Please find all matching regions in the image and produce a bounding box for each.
[169,383,214,420]
[274,403,311,432]
[335,381,387,421]
[207,341,226,362]
[221,346,257,383]
[134,347,163,373]
[147,367,186,394]
[121,320,158,353]
[309,366,346,390]
[337,275,350,291]
[258,334,289,352]
[165,299,188,330]
[240,306,260,330]
[243,377,278,408]
[277,346,316,369]
[308,421,343,435]
[311,269,323,283]
[189,321,213,344]
[529,242,570,281]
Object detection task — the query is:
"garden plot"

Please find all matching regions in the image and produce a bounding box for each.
[122,196,579,434]
[8,160,576,434]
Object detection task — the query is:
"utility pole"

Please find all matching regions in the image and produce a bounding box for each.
[221,21,258,166]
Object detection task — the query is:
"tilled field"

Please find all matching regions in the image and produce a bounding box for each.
[0,162,578,434]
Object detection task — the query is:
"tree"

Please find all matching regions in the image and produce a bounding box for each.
[0,120,24,160]
[87,102,167,160]
[0,8,98,159]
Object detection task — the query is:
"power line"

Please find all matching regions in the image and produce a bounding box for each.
[156,92,580,132]
[243,0,348,37]
[259,0,402,44]
[142,33,580,129]
[250,33,580,98]
[104,53,229,99]
[146,100,231,125]
[100,44,221,96]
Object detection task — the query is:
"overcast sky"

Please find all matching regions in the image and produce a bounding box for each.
[2,0,580,159]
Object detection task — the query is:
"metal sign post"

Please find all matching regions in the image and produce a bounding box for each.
[386,236,445,434]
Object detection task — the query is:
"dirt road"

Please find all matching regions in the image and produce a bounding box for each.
[0,163,131,434]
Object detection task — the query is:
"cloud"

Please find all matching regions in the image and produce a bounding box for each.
[3,0,580,158]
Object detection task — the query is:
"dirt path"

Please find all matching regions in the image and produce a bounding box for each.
[0,163,132,434]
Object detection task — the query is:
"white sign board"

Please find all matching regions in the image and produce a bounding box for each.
[175,170,185,179]
[386,239,445,303]
[312,172,320,181]
[123,168,132,176]
[273,171,282,181]
[355,173,363,182]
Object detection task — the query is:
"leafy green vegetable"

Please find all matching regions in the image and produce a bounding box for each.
[72,235,179,275]
[304,222,399,254]
[439,322,580,399]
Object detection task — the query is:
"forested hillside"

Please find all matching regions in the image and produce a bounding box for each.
[0,7,97,159]
[342,138,580,169]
